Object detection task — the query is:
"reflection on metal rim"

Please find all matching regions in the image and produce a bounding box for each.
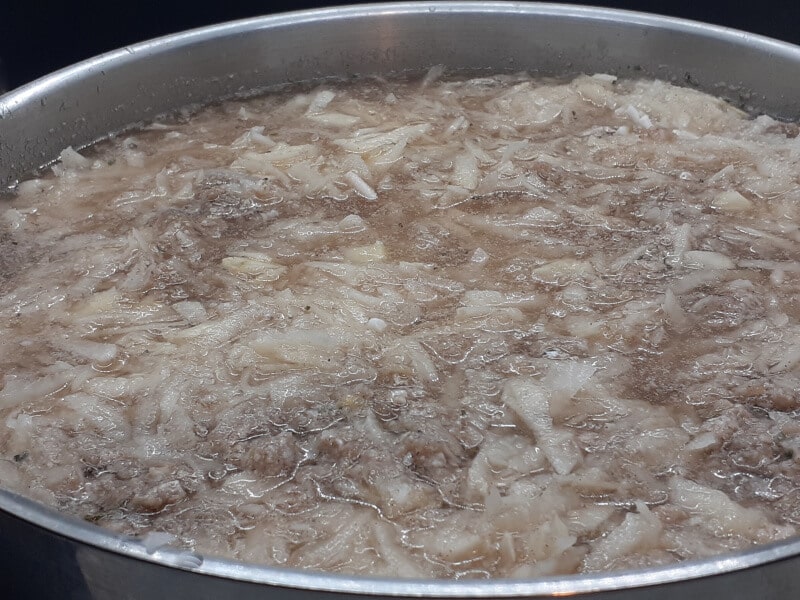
[3,486,800,596]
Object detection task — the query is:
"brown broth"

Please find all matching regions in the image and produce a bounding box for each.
[1,71,799,578]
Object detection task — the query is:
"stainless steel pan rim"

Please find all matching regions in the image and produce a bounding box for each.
[2,2,800,596]
[4,484,800,596]
[4,485,800,596]
[4,1,800,188]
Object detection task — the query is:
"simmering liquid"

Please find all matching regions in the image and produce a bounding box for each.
[1,71,799,578]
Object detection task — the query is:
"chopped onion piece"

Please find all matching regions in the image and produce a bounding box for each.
[344,170,378,200]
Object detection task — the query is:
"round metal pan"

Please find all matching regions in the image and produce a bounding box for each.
[2,3,800,598]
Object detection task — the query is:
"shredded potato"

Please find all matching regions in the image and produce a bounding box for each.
[2,70,800,579]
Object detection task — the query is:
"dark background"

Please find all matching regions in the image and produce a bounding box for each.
[1,1,799,92]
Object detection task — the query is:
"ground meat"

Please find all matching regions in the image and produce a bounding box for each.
[2,70,800,579]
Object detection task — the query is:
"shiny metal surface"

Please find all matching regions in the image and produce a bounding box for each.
[3,485,800,599]
[2,3,800,598]
[3,2,800,188]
